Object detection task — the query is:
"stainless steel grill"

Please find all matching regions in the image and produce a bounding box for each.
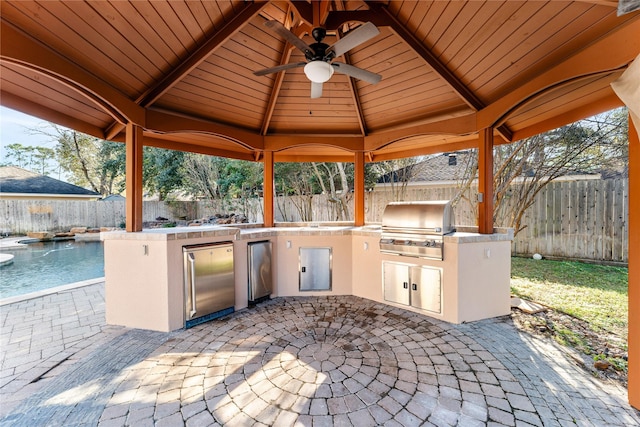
[379,201,455,260]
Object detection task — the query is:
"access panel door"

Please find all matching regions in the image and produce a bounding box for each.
[410,266,442,313]
[299,247,332,291]
[382,261,410,306]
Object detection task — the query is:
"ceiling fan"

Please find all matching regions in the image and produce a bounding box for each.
[254,20,382,98]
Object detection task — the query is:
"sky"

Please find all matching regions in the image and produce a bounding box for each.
[0,106,58,150]
[0,106,68,180]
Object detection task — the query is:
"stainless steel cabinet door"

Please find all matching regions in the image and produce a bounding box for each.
[383,262,410,306]
[299,247,332,291]
[410,266,442,313]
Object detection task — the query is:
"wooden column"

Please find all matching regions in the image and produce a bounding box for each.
[125,123,143,232]
[354,151,365,226]
[263,151,275,227]
[478,127,494,234]
[629,115,640,409]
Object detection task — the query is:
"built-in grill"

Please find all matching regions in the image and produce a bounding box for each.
[379,201,455,260]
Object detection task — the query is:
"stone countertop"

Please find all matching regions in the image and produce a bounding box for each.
[100,226,239,241]
[101,224,513,242]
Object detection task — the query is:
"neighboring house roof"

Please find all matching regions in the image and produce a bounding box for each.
[377,153,473,184]
[0,166,100,198]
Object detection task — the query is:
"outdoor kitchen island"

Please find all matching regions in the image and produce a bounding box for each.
[102,225,512,332]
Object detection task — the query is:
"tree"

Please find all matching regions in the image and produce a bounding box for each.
[53,128,126,195]
[372,157,429,201]
[143,148,185,201]
[457,108,628,236]
[2,143,56,175]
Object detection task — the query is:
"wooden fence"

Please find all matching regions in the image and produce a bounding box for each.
[0,178,628,263]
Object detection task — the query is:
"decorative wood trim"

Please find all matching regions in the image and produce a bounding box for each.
[478,18,640,130]
[1,20,145,126]
[0,90,107,139]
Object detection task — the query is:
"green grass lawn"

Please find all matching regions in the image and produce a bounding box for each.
[510,257,628,339]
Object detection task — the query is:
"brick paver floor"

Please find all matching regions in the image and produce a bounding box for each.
[1,282,638,426]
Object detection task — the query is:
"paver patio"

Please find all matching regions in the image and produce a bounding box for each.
[0,282,638,426]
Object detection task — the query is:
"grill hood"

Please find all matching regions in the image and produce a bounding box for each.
[381,201,455,235]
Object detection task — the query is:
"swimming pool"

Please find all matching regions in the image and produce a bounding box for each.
[0,240,104,299]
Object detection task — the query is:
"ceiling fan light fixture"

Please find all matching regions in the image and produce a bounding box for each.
[304,61,334,83]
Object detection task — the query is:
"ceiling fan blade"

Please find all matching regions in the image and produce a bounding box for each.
[331,62,382,85]
[311,82,323,98]
[326,22,379,58]
[264,20,312,58]
[254,62,306,76]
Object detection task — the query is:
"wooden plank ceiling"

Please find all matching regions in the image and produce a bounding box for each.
[1,0,638,162]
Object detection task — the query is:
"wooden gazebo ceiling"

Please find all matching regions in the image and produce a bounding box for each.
[1,0,638,162]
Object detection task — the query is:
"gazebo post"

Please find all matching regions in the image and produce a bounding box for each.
[263,151,275,227]
[354,151,365,226]
[628,115,639,409]
[478,127,494,234]
[125,123,143,232]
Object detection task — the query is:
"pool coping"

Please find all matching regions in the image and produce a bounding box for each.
[0,277,105,306]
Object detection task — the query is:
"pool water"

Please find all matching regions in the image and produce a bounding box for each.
[0,240,104,299]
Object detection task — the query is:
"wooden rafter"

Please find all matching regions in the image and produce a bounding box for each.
[342,51,367,136]
[103,1,266,140]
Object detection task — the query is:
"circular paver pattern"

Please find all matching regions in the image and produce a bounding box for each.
[98,296,537,426]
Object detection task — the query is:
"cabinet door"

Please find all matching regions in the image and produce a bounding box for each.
[383,262,410,306]
[410,266,442,313]
[299,247,332,291]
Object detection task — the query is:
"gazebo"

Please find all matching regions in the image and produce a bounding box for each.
[1,0,639,407]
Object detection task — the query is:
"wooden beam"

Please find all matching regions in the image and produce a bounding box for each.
[1,20,144,126]
[478,18,640,130]
[629,115,640,409]
[274,154,355,162]
[510,92,624,143]
[264,135,364,152]
[137,2,266,107]
[142,137,256,162]
[478,127,494,234]
[354,151,365,226]
[146,109,263,150]
[263,151,275,227]
[125,123,144,232]
[365,114,477,151]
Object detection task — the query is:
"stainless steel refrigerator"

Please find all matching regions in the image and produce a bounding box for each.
[248,240,273,304]
[183,241,235,328]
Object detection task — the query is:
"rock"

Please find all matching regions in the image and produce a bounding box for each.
[70,227,87,234]
[87,228,101,233]
[55,232,75,238]
[100,227,115,232]
[188,222,202,226]
[27,232,55,240]
[594,360,610,370]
